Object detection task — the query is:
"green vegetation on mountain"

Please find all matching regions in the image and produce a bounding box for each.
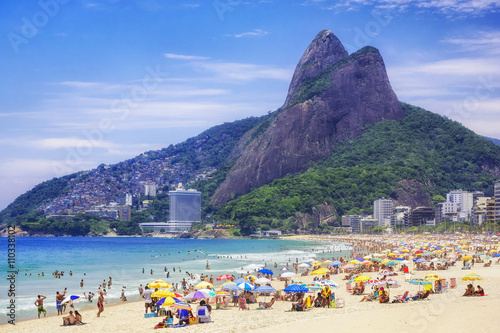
[287,46,379,108]
[215,103,500,233]
[0,174,77,225]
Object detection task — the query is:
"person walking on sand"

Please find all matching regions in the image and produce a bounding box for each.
[143,286,153,313]
[139,284,144,296]
[35,295,46,318]
[97,292,104,317]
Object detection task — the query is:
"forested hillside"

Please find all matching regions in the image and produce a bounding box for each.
[214,103,500,233]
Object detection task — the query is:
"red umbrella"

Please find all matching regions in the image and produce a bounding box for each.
[216,274,234,281]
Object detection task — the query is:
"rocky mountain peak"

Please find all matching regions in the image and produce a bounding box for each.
[283,29,348,106]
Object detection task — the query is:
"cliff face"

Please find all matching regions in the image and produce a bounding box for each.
[284,30,348,106]
[211,31,404,205]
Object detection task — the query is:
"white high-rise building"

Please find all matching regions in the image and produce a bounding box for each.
[373,198,393,227]
[446,189,473,211]
[144,183,157,197]
[125,193,133,206]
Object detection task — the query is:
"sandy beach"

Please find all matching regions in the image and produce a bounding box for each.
[3,235,500,333]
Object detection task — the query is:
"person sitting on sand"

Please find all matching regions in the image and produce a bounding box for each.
[360,286,379,302]
[463,284,475,297]
[156,310,174,328]
[314,292,324,307]
[74,311,84,325]
[259,297,275,309]
[474,285,485,296]
[62,311,77,326]
[378,288,389,303]
[292,294,304,311]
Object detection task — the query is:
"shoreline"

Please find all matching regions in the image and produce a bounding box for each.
[2,233,499,332]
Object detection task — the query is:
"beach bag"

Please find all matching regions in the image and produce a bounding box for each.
[330,300,335,308]
[189,317,198,325]
[335,298,344,308]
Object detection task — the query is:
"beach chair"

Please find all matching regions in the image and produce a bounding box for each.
[346,283,352,292]
[392,291,409,303]
[238,297,249,310]
[419,290,431,300]
[450,278,457,289]
[196,306,211,323]
[440,279,446,292]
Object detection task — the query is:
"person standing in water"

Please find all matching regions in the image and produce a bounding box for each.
[35,295,46,319]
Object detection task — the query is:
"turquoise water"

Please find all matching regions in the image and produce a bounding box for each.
[0,237,351,323]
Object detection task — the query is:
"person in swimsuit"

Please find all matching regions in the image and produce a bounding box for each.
[56,291,65,315]
[34,295,46,318]
[97,292,104,317]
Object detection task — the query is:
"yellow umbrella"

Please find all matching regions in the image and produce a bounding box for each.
[353,275,371,282]
[195,281,213,289]
[349,260,362,265]
[322,260,333,265]
[149,282,173,289]
[244,275,257,282]
[424,274,441,281]
[310,260,322,266]
[311,268,328,275]
[462,273,483,281]
[152,290,175,298]
[461,255,473,261]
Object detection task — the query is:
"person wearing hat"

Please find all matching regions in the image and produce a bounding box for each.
[378,287,389,303]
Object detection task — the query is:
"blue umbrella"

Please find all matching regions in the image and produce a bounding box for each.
[284,284,308,293]
[237,282,255,291]
[254,285,276,293]
[221,284,239,291]
[415,258,427,263]
[259,269,273,275]
[329,261,342,267]
[233,278,247,284]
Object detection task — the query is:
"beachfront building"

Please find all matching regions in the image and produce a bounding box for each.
[408,207,435,227]
[486,198,496,224]
[394,206,410,227]
[495,182,500,222]
[373,198,393,227]
[360,217,377,232]
[167,188,201,231]
[342,215,363,233]
[472,197,490,226]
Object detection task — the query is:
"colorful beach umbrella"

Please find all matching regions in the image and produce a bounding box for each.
[424,274,441,281]
[156,297,181,306]
[237,282,255,291]
[284,284,308,293]
[312,268,328,275]
[353,275,371,282]
[216,274,234,281]
[195,281,213,290]
[462,273,483,281]
[170,302,191,311]
[152,290,176,298]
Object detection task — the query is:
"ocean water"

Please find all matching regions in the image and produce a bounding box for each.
[0,237,351,324]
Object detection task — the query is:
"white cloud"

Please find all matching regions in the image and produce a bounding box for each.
[164,53,209,61]
[442,31,500,55]
[303,0,500,15]
[226,29,269,38]
[192,61,292,81]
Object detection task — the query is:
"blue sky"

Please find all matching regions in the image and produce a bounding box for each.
[1,0,500,210]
